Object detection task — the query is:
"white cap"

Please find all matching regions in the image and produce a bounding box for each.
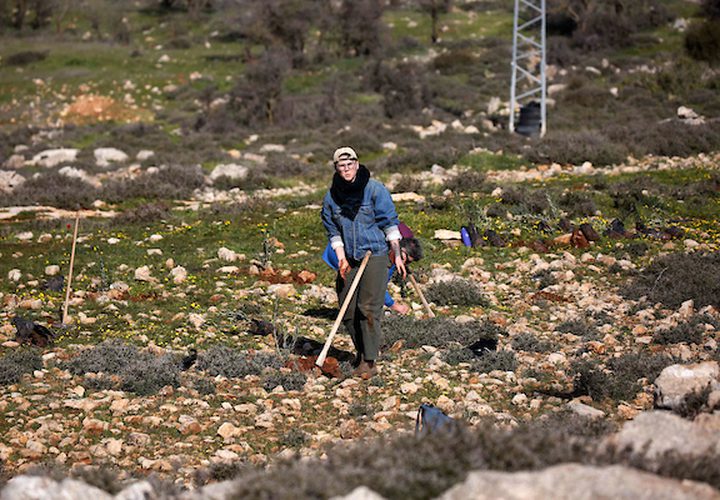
[333,146,358,164]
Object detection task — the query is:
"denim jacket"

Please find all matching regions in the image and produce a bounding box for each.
[321,178,401,261]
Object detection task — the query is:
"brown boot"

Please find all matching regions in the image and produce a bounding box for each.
[353,361,378,380]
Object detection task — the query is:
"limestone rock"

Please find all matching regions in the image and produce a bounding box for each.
[134,266,152,282]
[0,475,112,500]
[331,486,387,500]
[30,148,79,168]
[267,283,296,299]
[604,410,720,461]
[567,399,605,419]
[217,422,242,440]
[439,463,718,500]
[94,147,129,167]
[218,247,239,262]
[655,361,720,410]
[210,163,249,182]
[170,266,187,284]
[0,170,25,193]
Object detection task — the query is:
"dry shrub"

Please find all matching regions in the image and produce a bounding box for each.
[227,414,610,499]
[102,164,205,202]
[0,172,98,209]
[622,252,720,309]
[382,316,505,349]
[4,50,48,66]
[196,346,282,378]
[511,332,554,353]
[685,20,720,63]
[424,279,488,307]
[65,340,180,395]
[0,348,42,386]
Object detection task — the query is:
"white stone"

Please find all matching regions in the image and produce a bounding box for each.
[259,144,285,153]
[134,265,152,281]
[434,229,461,240]
[210,163,248,182]
[94,147,129,167]
[0,170,25,193]
[4,154,25,169]
[267,283,296,299]
[30,148,79,168]
[58,166,94,185]
[136,150,155,161]
[8,269,21,282]
[217,247,238,262]
[567,399,605,419]
[170,266,187,284]
[439,463,718,500]
[44,265,60,276]
[188,313,206,329]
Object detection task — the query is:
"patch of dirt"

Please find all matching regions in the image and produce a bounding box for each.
[59,94,151,125]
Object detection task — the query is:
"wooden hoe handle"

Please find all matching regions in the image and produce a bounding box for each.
[316,250,372,367]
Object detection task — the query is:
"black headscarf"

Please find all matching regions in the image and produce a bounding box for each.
[330,164,371,220]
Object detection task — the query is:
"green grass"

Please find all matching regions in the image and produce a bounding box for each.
[458,150,526,172]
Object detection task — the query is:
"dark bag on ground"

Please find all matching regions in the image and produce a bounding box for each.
[415,403,455,435]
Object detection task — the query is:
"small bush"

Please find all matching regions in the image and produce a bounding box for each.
[424,279,488,307]
[558,190,597,217]
[443,345,475,365]
[102,164,205,202]
[65,341,180,395]
[196,346,282,378]
[383,316,505,349]
[606,352,672,401]
[443,171,486,193]
[676,385,713,419]
[570,358,609,400]
[511,332,554,353]
[348,398,376,418]
[261,371,307,392]
[472,350,517,374]
[120,354,180,396]
[653,317,707,345]
[685,20,720,63]
[622,252,720,309]
[0,348,43,386]
[116,202,171,224]
[279,428,308,448]
[0,173,98,209]
[65,340,138,376]
[4,50,48,66]
[192,377,216,395]
[556,319,601,341]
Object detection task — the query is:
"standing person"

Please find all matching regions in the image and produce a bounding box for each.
[321,146,406,379]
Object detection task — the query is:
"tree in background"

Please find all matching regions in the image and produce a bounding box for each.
[229,48,291,126]
[685,0,720,63]
[419,0,451,44]
[255,0,322,68]
[701,0,720,19]
[547,0,671,49]
[338,0,385,57]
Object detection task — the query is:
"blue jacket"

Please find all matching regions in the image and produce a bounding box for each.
[321,178,400,261]
[322,243,396,307]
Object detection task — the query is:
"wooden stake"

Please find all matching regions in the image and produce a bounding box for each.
[62,212,80,325]
[409,274,435,318]
[316,251,372,368]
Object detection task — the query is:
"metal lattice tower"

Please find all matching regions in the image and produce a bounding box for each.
[509,0,547,137]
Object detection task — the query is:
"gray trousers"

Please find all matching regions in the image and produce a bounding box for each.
[336,255,387,362]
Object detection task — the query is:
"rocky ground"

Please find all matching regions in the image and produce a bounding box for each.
[1,144,720,497]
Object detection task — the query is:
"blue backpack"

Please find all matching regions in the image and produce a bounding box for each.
[415,403,455,435]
